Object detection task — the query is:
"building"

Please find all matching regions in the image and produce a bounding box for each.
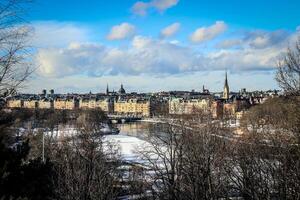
[169,97,210,115]
[114,98,151,117]
[7,99,23,108]
[49,89,54,95]
[95,98,114,113]
[54,98,77,110]
[211,100,223,119]
[42,89,47,96]
[79,98,114,113]
[223,102,237,117]
[118,84,126,95]
[38,99,53,109]
[23,100,38,109]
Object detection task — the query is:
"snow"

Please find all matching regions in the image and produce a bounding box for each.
[103,135,148,162]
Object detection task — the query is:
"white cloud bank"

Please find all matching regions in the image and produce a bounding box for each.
[31,21,300,93]
[132,0,179,16]
[160,22,180,38]
[190,21,227,43]
[35,32,295,78]
[107,23,136,40]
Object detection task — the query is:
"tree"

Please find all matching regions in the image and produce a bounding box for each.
[0,0,32,97]
[276,36,300,95]
[52,109,121,200]
[236,97,300,199]
[137,122,185,200]
[0,123,56,200]
[137,112,231,200]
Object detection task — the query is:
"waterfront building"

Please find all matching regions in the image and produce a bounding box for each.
[114,98,151,117]
[169,97,210,115]
[79,98,114,113]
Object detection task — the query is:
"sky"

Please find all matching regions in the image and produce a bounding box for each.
[24,0,300,93]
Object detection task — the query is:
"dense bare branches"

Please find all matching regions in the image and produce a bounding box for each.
[0,0,33,97]
[276,36,300,95]
[50,109,121,200]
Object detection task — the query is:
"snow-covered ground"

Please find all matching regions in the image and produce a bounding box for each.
[103,134,148,162]
[41,126,152,163]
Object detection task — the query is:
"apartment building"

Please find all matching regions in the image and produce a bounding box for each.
[54,98,77,110]
[79,98,114,113]
[114,98,151,117]
[23,100,38,109]
[38,99,53,109]
[169,98,210,115]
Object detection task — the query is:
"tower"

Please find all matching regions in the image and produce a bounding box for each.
[118,84,126,94]
[223,71,229,100]
[106,84,109,95]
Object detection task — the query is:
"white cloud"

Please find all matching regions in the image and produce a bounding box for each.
[160,22,180,38]
[190,21,227,43]
[217,29,293,50]
[132,0,179,16]
[32,21,90,48]
[216,39,242,49]
[152,0,179,11]
[107,23,136,40]
[245,30,289,49]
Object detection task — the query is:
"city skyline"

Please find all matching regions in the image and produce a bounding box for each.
[24,0,300,93]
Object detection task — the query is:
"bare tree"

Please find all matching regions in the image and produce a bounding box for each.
[51,109,121,200]
[136,112,231,200]
[136,122,186,200]
[0,0,32,97]
[233,98,300,199]
[276,36,300,95]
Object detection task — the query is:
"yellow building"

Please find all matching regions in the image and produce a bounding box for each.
[79,98,113,113]
[169,98,210,115]
[54,99,76,110]
[23,100,38,109]
[235,110,246,120]
[79,99,90,109]
[95,99,113,113]
[6,99,23,108]
[38,100,53,109]
[114,99,151,117]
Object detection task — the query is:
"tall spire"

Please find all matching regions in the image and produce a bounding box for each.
[225,70,228,88]
[106,83,109,95]
[223,70,229,100]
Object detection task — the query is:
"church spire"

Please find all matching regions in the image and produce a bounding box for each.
[223,70,229,100]
[106,83,109,95]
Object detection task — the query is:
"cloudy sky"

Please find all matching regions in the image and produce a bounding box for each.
[25,0,300,93]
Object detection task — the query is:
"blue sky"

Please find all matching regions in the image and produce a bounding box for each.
[25,0,300,93]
